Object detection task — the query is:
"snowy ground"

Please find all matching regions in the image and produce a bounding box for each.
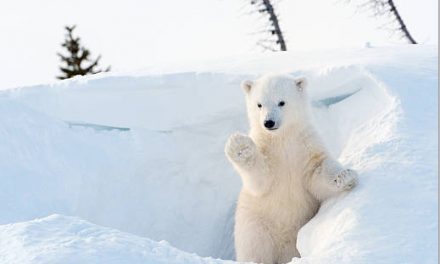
[0,45,437,264]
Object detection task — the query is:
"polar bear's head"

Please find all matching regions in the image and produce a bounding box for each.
[242,74,309,134]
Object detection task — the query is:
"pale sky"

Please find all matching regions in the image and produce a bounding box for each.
[0,0,437,89]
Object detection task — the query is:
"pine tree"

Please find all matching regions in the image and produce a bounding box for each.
[352,0,417,44]
[57,25,110,80]
[250,0,287,51]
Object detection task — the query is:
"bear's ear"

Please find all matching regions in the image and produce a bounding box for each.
[241,80,253,94]
[294,77,307,92]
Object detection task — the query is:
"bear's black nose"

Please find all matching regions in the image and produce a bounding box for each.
[264,120,275,129]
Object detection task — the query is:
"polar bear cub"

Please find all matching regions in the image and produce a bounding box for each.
[225,74,357,264]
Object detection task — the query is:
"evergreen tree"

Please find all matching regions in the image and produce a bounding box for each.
[250,0,287,51]
[57,25,110,80]
[352,0,417,44]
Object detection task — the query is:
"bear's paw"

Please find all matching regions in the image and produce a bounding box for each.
[225,133,256,166]
[334,168,358,190]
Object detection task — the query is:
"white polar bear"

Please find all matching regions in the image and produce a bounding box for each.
[225,74,357,264]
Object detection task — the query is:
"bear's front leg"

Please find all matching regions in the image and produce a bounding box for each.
[306,158,358,201]
[225,133,272,196]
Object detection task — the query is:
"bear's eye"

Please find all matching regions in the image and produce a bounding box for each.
[278,101,285,107]
[257,103,262,108]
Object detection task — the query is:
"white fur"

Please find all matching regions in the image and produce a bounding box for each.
[225,74,357,264]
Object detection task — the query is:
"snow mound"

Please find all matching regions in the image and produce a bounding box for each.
[0,45,437,263]
[0,214,233,264]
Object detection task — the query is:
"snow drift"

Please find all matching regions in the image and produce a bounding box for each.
[0,45,437,264]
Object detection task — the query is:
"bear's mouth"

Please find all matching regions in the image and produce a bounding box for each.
[266,127,278,131]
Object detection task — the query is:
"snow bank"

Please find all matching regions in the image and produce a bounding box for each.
[295,58,438,263]
[0,45,437,263]
[0,214,233,264]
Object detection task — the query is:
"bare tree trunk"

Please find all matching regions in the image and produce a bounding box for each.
[261,0,287,51]
[387,0,417,44]
[249,0,287,51]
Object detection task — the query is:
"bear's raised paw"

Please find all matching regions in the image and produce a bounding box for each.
[225,133,257,166]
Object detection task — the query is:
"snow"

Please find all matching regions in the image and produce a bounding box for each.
[0,45,437,263]
[0,214,234,264]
